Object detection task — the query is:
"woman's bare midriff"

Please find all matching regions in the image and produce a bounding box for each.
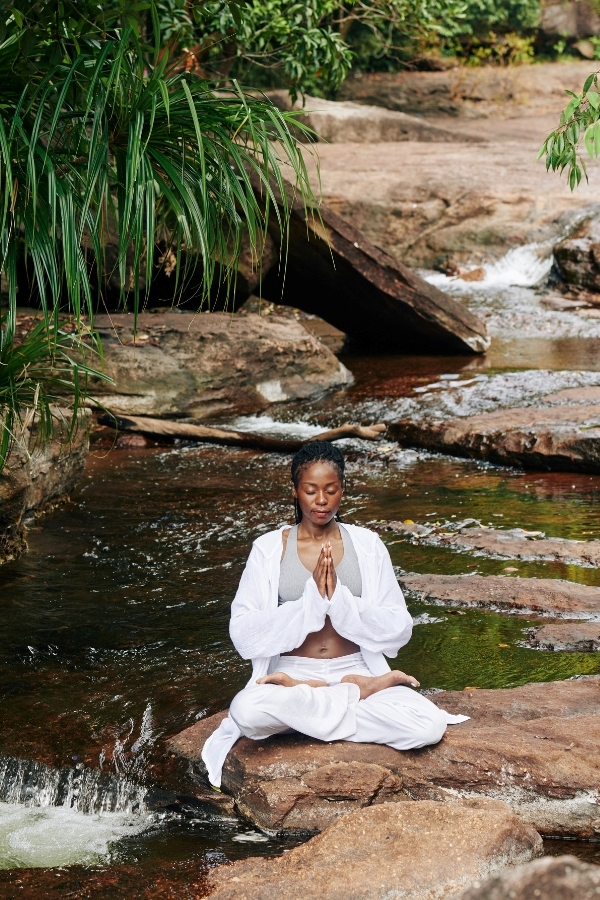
[281,619,359,658]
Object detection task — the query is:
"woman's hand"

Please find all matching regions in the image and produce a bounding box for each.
[312,545,329,599]
[324,541,337,600]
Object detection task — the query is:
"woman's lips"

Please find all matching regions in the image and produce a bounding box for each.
[312,510,330,517]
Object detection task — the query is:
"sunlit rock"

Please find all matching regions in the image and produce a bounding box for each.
[207,799,542,900]
[169,677,600,839]
[88,311,352,419]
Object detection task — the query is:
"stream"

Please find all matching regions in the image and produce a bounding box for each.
[2,250,600,896]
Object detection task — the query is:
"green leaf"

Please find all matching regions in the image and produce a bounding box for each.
[588,90,600,110]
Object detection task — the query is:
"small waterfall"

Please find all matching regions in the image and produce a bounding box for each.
[0,755,147,816]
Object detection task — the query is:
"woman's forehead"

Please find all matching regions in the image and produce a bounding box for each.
[298,461,342,482]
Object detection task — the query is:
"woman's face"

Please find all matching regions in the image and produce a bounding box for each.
[293,461,343,527]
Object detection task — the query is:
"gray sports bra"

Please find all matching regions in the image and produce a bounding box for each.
[278,524,362,604]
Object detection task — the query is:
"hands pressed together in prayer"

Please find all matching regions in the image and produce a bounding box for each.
[257,537,421,698]
[312,541,337,599]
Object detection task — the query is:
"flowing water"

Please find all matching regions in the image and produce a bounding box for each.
[2,262,600,895]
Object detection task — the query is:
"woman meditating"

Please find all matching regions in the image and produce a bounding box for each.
[202,441,467,787]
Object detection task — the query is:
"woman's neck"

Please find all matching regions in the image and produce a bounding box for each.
[297,518,340,541]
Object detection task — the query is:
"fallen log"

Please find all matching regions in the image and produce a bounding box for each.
[97,413,387,452]
[256,176,489,354]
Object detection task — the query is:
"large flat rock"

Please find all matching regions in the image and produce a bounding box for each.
[457,855,600,900]
[400,573,600,619]
[168,677,600,839]
[259,181,489,354]
[389,387,600,472]
[88,311,350,418]
[207,799,542,900]
[382,520,600,568]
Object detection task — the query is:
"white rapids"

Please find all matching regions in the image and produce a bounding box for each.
[0,802,147,869]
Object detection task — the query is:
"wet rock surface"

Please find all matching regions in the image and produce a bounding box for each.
[555,213,600,293]
[0,413,89,564]
[207,799,542,900]
[525,623,600,651]
[89,311,351,419]
[169,677,600,839]
[457,855,600,900]
[383,520,600,567]
[400,572,600,619]
[389,384,600,472]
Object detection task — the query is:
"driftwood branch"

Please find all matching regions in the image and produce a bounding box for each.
[97,413,387,452]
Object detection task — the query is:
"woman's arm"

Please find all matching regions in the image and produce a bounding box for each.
[326,538,412,656]
[229,546,330,659]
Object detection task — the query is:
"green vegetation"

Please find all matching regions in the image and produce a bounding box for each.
[540,71,600,190]
[0,0,317,469]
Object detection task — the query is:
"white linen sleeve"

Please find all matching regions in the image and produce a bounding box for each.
[326,537,412,656]
[229,546,330,659]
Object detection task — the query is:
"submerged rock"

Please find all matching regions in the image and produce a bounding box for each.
[207,799,542,900]
[383,520,600,568]
[457,855,600,900]
[168,677,600,839]
[400,573,600,619]
[526,623,600,651]
[89,311,351,419]
[0,413,89,565]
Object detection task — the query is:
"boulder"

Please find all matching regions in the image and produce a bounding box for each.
[526,622,600,651]
[388,386,600,473]
[554,214,600,292]
[457,855,600,900]
[540,1,600,41]
[207,799,542,900]
[382,520,600,568]
[259,182,489,354]
[168,677,600,839]
[88,311,351,419]
[400,572,600,619]
[0,412,89,564]
[266,91,480,143]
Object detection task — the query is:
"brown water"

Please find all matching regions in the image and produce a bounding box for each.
[1,352,600,896]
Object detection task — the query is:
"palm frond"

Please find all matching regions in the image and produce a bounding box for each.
[0,32,319,323]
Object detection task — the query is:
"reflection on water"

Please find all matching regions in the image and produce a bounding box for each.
[1,350,600,892]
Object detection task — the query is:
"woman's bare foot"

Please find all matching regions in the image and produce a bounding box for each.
[341,670,420,700]
[256,672,328,688]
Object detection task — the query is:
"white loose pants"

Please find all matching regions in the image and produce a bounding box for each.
[229,652,460,751]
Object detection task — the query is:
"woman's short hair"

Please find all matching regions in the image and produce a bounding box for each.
[290,441,345,523]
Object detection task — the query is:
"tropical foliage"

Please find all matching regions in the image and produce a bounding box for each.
[0,310,108,470]
[0,0,318,469]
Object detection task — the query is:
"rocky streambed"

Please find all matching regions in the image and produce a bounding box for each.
[5,61,600,899]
